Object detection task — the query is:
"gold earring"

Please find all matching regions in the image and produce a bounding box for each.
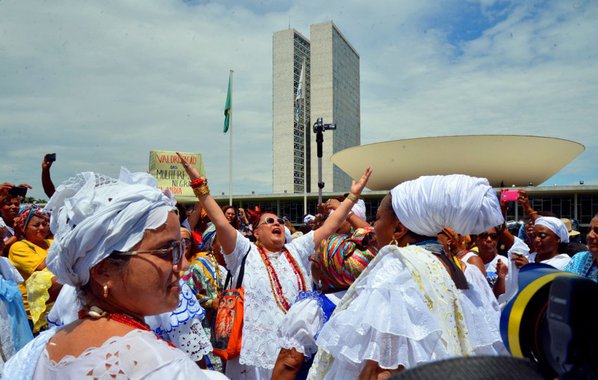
[390,238,398,246]
[103,284,109,299]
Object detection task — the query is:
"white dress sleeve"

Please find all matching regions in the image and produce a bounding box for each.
[460,265,507,355]
[498,236,530,308]
[278,292,325,358]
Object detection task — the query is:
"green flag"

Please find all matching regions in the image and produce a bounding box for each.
[224,72,232,133]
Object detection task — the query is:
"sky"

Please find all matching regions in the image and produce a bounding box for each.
[1,0,597,200]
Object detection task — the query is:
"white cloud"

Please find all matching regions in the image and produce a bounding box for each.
[1,0,597,200]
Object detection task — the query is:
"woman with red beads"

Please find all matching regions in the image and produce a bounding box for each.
[3,169,226,379]
[177,152,372,380]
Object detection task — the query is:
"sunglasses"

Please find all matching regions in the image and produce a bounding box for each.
[478,232,498,240]
[257,217,285,227]
[114,240,184,265]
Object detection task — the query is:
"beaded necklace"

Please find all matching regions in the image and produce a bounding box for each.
[256,243,306,313]
[78,307,176,348]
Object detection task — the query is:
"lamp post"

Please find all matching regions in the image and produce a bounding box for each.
[313,117,336,205]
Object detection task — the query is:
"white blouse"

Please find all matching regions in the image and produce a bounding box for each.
[223,231,315,378]
[4,327,227,380]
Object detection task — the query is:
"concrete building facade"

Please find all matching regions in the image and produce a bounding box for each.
[272,22,360,194]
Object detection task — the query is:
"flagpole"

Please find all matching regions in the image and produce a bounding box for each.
[302,59,307,216]
[228,70,233,206]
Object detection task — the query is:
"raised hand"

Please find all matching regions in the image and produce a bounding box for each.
[176,152,201,180]
[350,167,372,196]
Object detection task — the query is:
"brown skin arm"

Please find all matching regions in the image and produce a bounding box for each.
[272,348,305,380]
[493,259,507,298]
[41,156,56,198]
[518,190,538,222]
[177,152,237,254]
[48,276,63,303]
[466,254,486,277]
[359,360,403,380]
[186,202,202,231]
[325,198,370,230]
[498,223,515,250]
[313,167,372,247]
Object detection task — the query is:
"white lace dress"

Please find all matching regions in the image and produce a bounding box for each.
[224,231,315,380]
[2,327,228,380]
[146,281,212,361]
[308,244,505,380]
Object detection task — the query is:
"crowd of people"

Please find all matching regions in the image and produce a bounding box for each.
[0,153,596,379]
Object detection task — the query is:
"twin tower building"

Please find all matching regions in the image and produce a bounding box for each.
[272,22,360,194]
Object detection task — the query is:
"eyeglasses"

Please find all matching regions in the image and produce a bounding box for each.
[478,232,498,240]
[114,240,184,265]
[182,238,192,248]
[257,217,285,228]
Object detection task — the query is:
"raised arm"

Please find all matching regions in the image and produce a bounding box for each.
[41,155,56,198]
[518,190,538,223]
[313,167,372,247]
[177,152,237,254]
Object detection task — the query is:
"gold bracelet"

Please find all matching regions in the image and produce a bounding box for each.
[193,185,210,198]
[346,193,359,203]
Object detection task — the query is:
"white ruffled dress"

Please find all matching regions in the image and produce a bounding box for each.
[307,244,506,379]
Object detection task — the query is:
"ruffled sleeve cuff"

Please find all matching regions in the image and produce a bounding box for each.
[278,292,325,358]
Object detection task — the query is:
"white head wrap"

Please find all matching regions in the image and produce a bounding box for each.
[303,214,315,224]
[351,199,367,221]
[390,174,504,236]
[534,216,570,243]
[45,168,176,287]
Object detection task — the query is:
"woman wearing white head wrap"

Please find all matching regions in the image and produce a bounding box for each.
[514,216,572,270]
[308,175,507,380]
[3,168,226,380]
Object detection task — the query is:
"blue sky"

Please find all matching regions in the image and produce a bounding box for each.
[1,0,597,199]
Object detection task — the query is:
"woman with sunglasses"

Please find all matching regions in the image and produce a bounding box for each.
[177,152,371,380]
[4,169,226,379]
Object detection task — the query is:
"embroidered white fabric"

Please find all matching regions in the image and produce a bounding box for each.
[459,265,507,355]
[163,317,212,361]
[0,299,16,371]
[223,230,315,378]
[278,295,325,357]
[4,327,228,380]
[309,245,470,379]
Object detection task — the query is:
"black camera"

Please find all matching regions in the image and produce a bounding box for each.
[7,186,27,198]
[45,153,56,162]
[501,264,598,379]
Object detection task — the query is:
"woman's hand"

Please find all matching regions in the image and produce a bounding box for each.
[176,152,202,180]
[350,167,372,197]
[496,259,508,279]
[511,253,529,269]
[325,199,341,212]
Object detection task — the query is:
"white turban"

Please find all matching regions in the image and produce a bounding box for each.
[391,174,504,236]
[534,216,570,243]
[352,199,367,221]
[303,214,315,224]
[45,168,176,287]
